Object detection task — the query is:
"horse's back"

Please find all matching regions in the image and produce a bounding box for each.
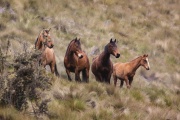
[113,62,130,78]
[113,62,124,72]
[114,62,128,68]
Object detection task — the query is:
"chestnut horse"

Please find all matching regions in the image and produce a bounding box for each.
[113,54,150,88]
[35,28,59,76]
[35,28,53,50]
[91,39,120,84]
[64,38,90,82]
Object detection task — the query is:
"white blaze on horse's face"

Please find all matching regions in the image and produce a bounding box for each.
[76,50,83,58]
[146,57,150,70]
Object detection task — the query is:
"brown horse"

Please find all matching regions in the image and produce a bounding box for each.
[91,39,120,84]
[64,38,90,82]
[113,54,150,88]
[35,28,53,50]
[35,28,59,76]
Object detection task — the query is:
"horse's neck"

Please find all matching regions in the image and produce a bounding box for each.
[38,42,43,50]
[129,57,142,73]
[42,44,47,51]
[66,50,73,59]
[39,41,46,50]
[65,42,74,60]
[36,33,44,50]
[99,50,110,64]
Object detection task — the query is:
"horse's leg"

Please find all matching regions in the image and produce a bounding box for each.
[82,68,89,83]
[113,75,117,86]
[95,76,100,82]
[75,69,81,82]
[86,68,89,83]
[93,71,101,82]
[97,72,103,82]
[120,79,124,88]
[106,74,111,84]
[54,63,60,77]
[50,63,55,74]
[124,77,130,89]
[42,60,46,68]
[66,69,72,81]
[129,77,133,87]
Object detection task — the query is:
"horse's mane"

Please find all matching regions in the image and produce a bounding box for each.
[65,39,75,56]
[130,56,142,63]
[35,29,52,47]
[36,29,50,41]
[104,44,108,52]
[35,30,44,46]
[38,30,44,39]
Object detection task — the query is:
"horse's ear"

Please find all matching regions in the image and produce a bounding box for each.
[49,28,51,31]
[114,39,116,43]
[75,37,77,41]
[110,38,113,43]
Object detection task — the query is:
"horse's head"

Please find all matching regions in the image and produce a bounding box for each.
[106,38,120,58]
[35,28,54,50]
[42,28,54,48]
[141,54,150,70]
[44,37,54,48]
[42,28,51,38]
[71,38,83,58]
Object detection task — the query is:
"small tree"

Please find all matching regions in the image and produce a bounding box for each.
[0,44,52,117]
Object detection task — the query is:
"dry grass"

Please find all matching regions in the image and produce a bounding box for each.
[0,0,179,119]
[0,106,35,120]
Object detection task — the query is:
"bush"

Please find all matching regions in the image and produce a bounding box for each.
[0,49,52,115]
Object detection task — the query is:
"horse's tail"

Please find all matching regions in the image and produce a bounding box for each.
[55,63,60,77]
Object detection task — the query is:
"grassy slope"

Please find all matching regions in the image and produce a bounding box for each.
[0,0,179,119]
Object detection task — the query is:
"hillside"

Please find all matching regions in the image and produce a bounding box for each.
[0,0,180,120]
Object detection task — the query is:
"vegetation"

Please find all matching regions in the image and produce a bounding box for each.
[0,0,179,120]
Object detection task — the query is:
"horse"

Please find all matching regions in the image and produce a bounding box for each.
[35,28,59,77]
[113,54,150,89]
[35,28,53,50]
[91,38,120,84]
[64,38,90,82]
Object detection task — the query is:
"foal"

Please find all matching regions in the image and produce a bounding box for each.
[91,39,120,84]
[113,54,150,88]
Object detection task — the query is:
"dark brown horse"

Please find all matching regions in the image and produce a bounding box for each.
[64,38,90,82]
[113,54,150,88]
[35,28,53,50]
[35,28,59,76]
[91,39,120,84]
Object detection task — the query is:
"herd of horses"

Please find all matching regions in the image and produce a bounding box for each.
[35,28,150,88]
